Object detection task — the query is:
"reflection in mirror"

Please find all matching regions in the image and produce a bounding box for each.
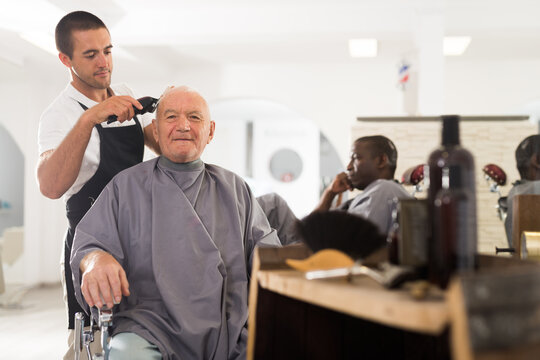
[353,116,538,253]
[205,98,343,217]
[269,148,303,182]
[0,124,24,298]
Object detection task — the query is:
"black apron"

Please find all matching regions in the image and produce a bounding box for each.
[64,102,144,329]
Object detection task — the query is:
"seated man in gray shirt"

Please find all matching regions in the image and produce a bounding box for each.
[504,134,540,247]
[315,135,411,235]
[70,86,281,359]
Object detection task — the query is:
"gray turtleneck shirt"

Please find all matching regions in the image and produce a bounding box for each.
[71,155,281,360]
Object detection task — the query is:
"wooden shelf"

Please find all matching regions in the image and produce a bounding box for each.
[257,268,449,335]
[356,115,530,122]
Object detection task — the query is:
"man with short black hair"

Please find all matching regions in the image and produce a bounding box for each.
[36,10,159,359]
[315,135,411,235]
[504,134,540,247]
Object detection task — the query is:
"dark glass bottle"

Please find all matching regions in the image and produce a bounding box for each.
[426,115,477,288]
[433,166,476,288]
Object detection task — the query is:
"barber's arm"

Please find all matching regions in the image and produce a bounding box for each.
[314,172,351,212]
[37,96,142,199]
[143,123,161,155]
[79,250,130,310]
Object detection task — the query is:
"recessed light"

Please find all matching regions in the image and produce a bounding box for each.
[349,39,377,58]
[443,36,471,56]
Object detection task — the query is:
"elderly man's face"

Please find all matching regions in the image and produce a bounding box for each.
[153,89,215,163]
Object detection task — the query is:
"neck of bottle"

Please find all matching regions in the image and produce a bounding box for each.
[442,115,460,146]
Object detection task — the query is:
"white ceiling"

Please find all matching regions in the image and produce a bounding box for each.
[2,0,540,69]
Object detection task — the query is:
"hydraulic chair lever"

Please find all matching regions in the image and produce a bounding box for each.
[74,307,113,360]
[99,307,113,359]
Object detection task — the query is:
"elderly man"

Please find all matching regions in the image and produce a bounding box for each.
[504,134,540,247]
[70,86,281,359]
[315,135,411,235]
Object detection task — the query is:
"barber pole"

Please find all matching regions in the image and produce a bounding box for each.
[397,61,410,91]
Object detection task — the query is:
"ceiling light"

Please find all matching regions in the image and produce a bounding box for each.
[443,36,471,56]
[1,1,64,33]
[19,32,57,56]
[349,39,377,58]
[19,32,138,62]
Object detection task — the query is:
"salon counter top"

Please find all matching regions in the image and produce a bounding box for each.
[256,267,449,335]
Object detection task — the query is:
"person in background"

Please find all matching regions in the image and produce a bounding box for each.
[256,192,301,245]
[36,11,159,359]
[314,135,411,235]
[504,134,540,247]
[70,86,281,359]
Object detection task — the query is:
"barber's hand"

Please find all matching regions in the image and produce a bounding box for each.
[328,172,352,195]
[81,96,143,125]
[80,250,130,309]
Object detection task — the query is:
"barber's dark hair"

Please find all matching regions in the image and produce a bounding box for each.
[516,134,540,179]
[355,135,398,177]
[55,11,108,58]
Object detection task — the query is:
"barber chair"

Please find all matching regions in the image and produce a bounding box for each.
[482,164,508,221]
[400,164,425,197]
[482,164,518,255]
[74,307,113,360]
[0,226,29,307]
[511,194,540,260]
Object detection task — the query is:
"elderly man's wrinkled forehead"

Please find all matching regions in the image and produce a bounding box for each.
[156,86,210,119]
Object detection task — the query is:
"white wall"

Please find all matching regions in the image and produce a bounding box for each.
[0,58,68,285]
[445,59,540,114]
[2,54,540,284]
[220,61,404,163]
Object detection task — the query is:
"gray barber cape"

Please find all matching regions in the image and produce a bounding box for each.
[70,156,281,360]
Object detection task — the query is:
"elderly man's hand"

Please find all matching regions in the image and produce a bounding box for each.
[79,250,130,309]
[329,172,352,194]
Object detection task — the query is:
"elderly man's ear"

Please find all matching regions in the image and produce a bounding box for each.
[152,120,159,143]
[207,121,216,144]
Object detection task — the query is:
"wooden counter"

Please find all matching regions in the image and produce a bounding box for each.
[247,245,451,360]
[247,245,540,360]
[257,268,448,334]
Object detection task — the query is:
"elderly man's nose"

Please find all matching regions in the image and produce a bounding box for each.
[176,115,190,131]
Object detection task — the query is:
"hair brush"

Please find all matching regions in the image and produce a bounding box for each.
[295,211,386,260]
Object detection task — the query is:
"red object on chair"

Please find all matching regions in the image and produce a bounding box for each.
[482,164,507,186]
[401,164,425,186]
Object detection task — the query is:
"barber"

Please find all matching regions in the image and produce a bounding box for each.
[36,11,159,360]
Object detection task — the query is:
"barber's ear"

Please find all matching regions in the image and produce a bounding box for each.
[207,121,215,144]
[58,52,72,68]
